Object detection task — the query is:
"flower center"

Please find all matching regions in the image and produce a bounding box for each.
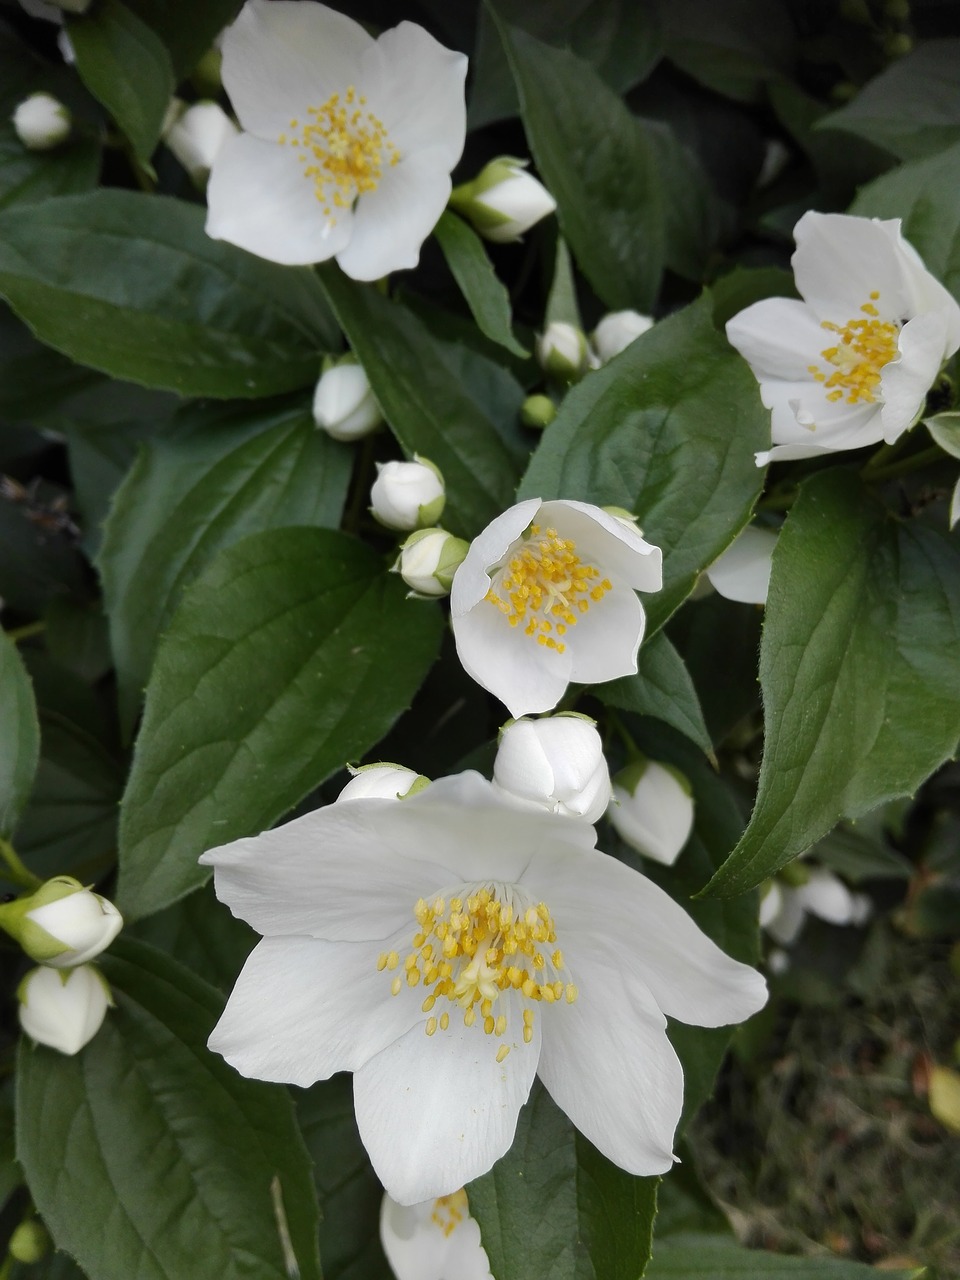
[279,85,400,222]
[431,1190,468,1238]
[807,293,900,406]
[377,885,577,1061]
[484,525,612,654]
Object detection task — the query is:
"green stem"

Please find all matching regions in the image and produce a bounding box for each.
[860,433,913,477]
[342,432,379,536]
[0,837,42,892]
[863,445,943,484]
[606,707,641,760]
[5,620,45,644]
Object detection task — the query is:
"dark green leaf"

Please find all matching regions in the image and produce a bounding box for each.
[711,267,798,332]
[98,396,352,739]
[0,496,87,617]
[848,140,960,302]
[43,598,112,684]
[16,938,323,1280]
[117,528,444,920]
[469,1081,657,1280]
[434,211,528,357]
[816,39,960,161]
[598,632,712,754]
[123,0,242,79]
[0,125,99,212]
[545,235,581,328]
[320,267,527,539]
[0,191,338,398]
[297,1075,391,1280]
[520,295,769,632]
[0,630,39,838]
[67,0,174,162]
[662,0,794,103]
[0,1101,18,1211]
[495,19,719,309]
[667,593,762,748]
[706,470,960,896]
[645,1233,920,1278]
[810,822,912,884]
[130,882,255,994]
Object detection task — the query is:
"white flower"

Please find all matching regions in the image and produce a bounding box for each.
[201,772,767,1204]
[493,714,611,823]
[395,528,468,598]
[704,525,778,605]
[536,322,589,383]
[725,212,960,466]
[206,0,467,277]
[450,499,662,718]
[371,457,445,532]
[761,869,871,946]
[450,156,556,244]
[313,360,382,441]
[0,876,123,968]
[591,310,654,363]
[18,964,112,1055]
[164,99,238,185]
[338,763,426,802]
[609,759,695,867]
[381,1189,492,1280]
[12,92,71,151]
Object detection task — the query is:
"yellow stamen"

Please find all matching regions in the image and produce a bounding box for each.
[431,1189,469,1238]
[807,293,899,407]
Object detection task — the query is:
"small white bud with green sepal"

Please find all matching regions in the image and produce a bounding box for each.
[337,763,430,802]
[18,963,114,1055]
[370,455,445,532]
[12,92,71,150]
[394,527,468,598]
[449,156,556,243]
[312,354,382,442]
[609,757,694,866]
[0,875,122,967]
[536,321,589,384]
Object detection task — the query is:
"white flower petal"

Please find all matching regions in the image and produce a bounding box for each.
[537,500,662,593]
[206,131,353,265]
[208,934,422,1085]
[335,147,454,281]
[795,868,859,925]
[759,377,883,453]
[705,525,778,605]
[537,959,681,1175]
[764,886,806,945]
[880,310,950,441]
[565,579,645,685]
[535,847,768,1028]
[380,1194,493,1280]
[221,0,372,139]
[354,989,541,1205]
[450,498,542,615]
[725,297,829,380]
[358,21,467,168]
[792,212,917,322]
[950,476,960,530]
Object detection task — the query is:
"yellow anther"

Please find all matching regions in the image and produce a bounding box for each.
[485,527,609,647]
[425,1017,437,1037]
[439,1012,449,1031]
[386,952,399,971]
[523,1009,535,1027]
[494,1015,507,1036]
[496,1044,510,1064]
[552,949,564,968]
[376,953,387,971]
[391,976,402,997]
[484,1015,495,1035]
[541,984,557,1003]
[566,983,579,1003]
[422,994,436,1013]
[464,1007,476,1027]
[523,1025,534,1043]
[809,294,899,406]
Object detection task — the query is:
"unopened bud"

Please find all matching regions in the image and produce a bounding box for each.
[337,763,429,802]
[591,310,654,363]
[450,156,556,243]
[18,964,113,1055]
[312,356,382,441]
[536,322,589,383]
[493,713,611,823]
[370,455,445,532]
[164,99,237,186]
[520,394,557,430]
[0,875,122,967]
[609,758,694,866]
[12,92,71,150]
[394,527,468,598]
[9,1219,50,1264]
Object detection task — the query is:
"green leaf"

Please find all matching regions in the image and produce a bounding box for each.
[123,0,241,79]
[597,632,712,754]
[645,1233,921,1278]
[468,1081,657,1280]
[0,125,99,212]
[520,294,769,632]
[131,882,256,994]
[67,0,174,163]
[0,631,39,838]
[848,141,960,303]
[0,191,338,398]
[98,396,352,739]
[545,235,581,328]
[117,528,444,920]
[434,212,528,357]
[711,267,798,331]
[297,1075,391,1280]
[494,19,719,308]
[926,409,960,458]
[0,1101,19,1212]
[662,0,795,103]
[667,593,762,748]
[320,267,527,539]
[706,469,960,896]
[817,39,960,161]
[16,938,322,1280]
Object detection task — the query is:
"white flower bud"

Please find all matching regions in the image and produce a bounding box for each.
[609,759,694,866]
[370,456,445,532]
[337,763,428,802]
[164,99,238,186]
[12,92,71,151]
[795,867,864,926]
[705,525,778,605]
[451,157,556,244]
[18,964,112,1055]
[0,876,122,967]
[591,310,654,363]
[312,359,382,441]
[395,527,468,598]
[493,714,611,823]
[536,322,589,383]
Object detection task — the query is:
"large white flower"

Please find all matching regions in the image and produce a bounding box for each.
[201,772,766,1205]
[380,1189,492,1280]
[206,0,467,277]
[726,212,960,466]
[450,500,662,718]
